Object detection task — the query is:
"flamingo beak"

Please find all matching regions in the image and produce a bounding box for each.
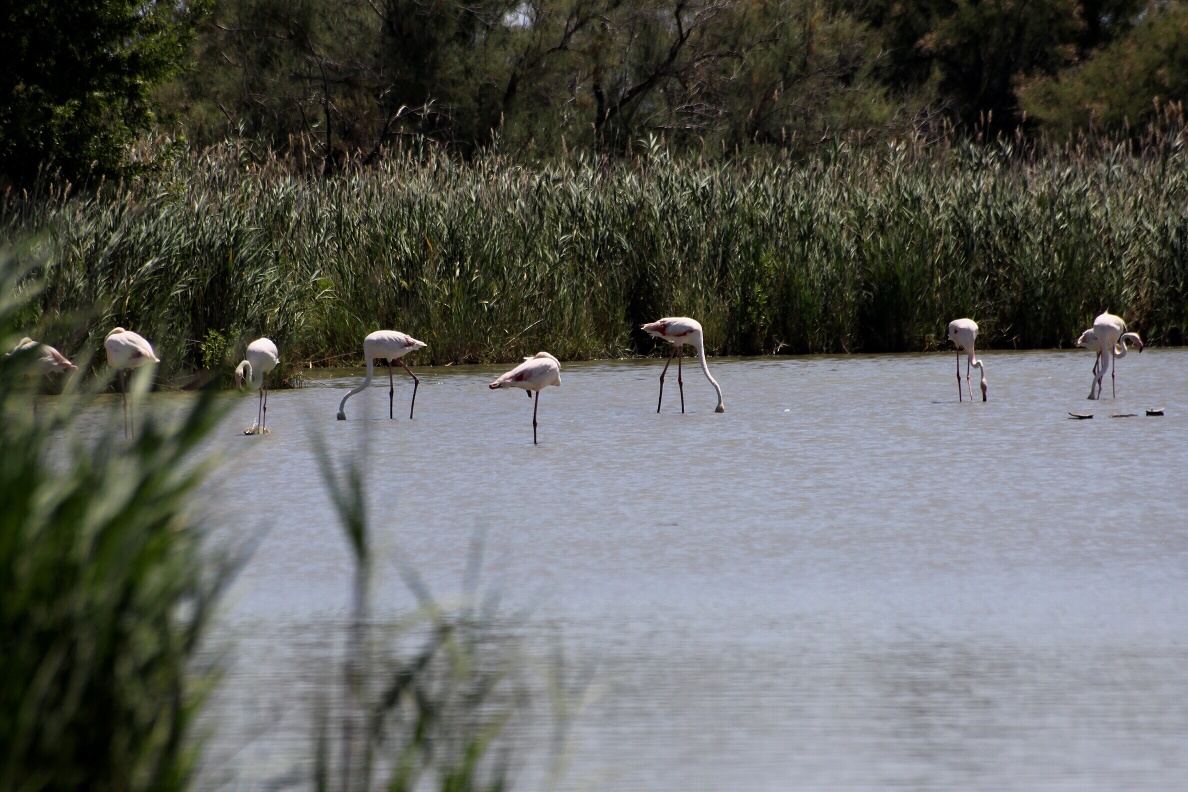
[981,381,988,401]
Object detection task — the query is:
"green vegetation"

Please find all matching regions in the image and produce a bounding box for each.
[0,0,207,186]
[3,130,1186,379]
[0,250,541,791]
[0,251,228,792]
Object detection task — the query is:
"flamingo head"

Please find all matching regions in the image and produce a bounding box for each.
[336,410,347,420]
[234,360,250,389]
[980,375,988,402]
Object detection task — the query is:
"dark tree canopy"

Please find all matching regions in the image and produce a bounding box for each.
[0,0,206,187]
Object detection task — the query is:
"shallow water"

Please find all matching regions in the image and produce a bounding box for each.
[119,350,1188,790]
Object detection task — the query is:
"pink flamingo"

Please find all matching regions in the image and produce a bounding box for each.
[337,330,427,420]
[1089,312,1142,399]
[488,352,561,444]
[640,317,725,413]
[105,327,160,437]
[947,318,986,402]
[4,337,76,415]
[235,337,280,433]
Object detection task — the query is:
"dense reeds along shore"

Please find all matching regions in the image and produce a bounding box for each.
[4,133,1187,381]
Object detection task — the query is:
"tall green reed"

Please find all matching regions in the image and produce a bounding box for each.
[3,131,1185,383]
[0,249,232,792]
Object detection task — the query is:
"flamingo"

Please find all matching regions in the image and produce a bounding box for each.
[1090,312,1142,399]
[336,330,427,420]
[488,352,561,445]
[4,337,76,415]
[640,317,725,413]
[1075,327,1106,399]
[235,337,280,434]
[947,319,987,402]
[105,327,160,437]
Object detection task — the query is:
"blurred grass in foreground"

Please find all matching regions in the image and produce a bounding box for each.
[1,247,560,791]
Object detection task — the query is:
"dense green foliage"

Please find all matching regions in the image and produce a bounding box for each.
[4,134,1185,378]
[0,0,207,186]
[0,253,227,792]
[156,0,1188,164]
[1020,3,1188,135]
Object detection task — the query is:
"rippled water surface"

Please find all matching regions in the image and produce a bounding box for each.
[129,350,1188,790]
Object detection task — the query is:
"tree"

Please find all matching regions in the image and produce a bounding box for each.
[0,0,206,187]
[1019,2,1188,136]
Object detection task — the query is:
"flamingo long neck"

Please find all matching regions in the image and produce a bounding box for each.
[1113,333,1140,359]
[338,355,375,416]
[236,360,262,389]
[695,341,725,412]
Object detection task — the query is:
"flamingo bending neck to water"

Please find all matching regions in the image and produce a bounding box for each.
[235,337,280,433]
[105,327,159,437]
[947,319,987,402]
[1089,312,1142,399]
[641,317,725,413]
[337,330,427,420]
[489,352,561,445]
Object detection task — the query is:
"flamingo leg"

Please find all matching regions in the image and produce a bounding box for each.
[657,345,676,413]
[532,390,539,445]
[388,361,395,419]
[966,353,973,401]
[257,387,264,430]
[1095,350,1108,399]
[1089,355,1099,399]
[677,346,685,414]
[262,385,268,430]
[1111,351,1117,398]
[398,358,420,419]
[956,351,962,402]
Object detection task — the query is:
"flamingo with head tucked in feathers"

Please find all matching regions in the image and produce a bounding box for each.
[337,330,427,420]
[4,337,76,415]
[489,352,561,445]
[1089,312,1142,399]
[640,317,725,414]
[947,319,987,402]
[105,327,160,437]
[235,337,280,434]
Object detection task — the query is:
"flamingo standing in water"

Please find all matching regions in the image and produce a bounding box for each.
[105,327,160,437]
[489,352,561,445]
[235,337,280,434]
[1089,312,1142,399]
[4,337,76,415]
[640,317,725,413]
[336,330,427,420]
[947,319,987,402]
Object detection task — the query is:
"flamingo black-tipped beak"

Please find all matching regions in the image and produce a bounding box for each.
[715,405,725,413]
[336,411,346,421]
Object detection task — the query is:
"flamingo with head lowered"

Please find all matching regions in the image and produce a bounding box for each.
[337,330,427,420]
[1089,312,1142,399]
[640,317,725,414]
[105,328,160,437]
[489,352,561,445]
[235,337,280,434]
[947,319,986,402]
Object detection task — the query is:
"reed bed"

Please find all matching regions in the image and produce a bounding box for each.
[3,136,1186,380]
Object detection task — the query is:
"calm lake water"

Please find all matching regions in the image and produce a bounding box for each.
[123,350,1188,790]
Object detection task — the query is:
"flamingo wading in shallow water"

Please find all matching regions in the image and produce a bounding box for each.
[236,337,280,433]
[641,317,725,413]
[337,330,427,420]
[4,337,76,415]
[105,327,160,437]
[1089,312,1142,399]
[489,352,561,445]
[947,319,987,402]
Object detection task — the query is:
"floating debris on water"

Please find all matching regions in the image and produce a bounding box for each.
[1111,413,1138,418]
[1068,412,1093,420]
[1147,408,1165,416]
